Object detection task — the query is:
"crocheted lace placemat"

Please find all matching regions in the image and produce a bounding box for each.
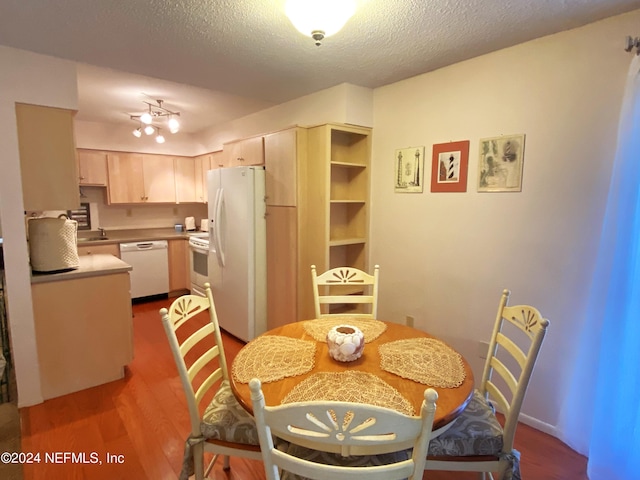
[281,371,415,416]
[379,338,466,388]
[232,335,316,384]
[302,317,388,342]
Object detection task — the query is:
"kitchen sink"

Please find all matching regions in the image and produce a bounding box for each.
[79,237,110,242]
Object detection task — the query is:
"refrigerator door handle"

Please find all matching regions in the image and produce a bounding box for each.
[214,187,226,267]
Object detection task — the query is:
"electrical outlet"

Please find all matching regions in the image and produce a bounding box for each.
[478,341,490,359]
[405,315,415,328]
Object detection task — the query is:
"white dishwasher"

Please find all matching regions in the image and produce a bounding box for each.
[120,240,169,299]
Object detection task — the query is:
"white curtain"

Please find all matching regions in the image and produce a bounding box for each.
[559,54,640,478]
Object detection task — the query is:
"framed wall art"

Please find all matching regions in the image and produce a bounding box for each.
[477,134,526,192]
[394,146,425,193]
[430,140,470,193]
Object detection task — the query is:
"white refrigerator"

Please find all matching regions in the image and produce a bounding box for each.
[207,166,267,342]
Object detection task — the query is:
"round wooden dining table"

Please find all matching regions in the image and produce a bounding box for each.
[230,318,474,434]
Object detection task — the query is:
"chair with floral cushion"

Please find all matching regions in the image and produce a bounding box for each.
[311,264,380,318]
[159,282,262,480]
[425,289,550,479]
[250,377,438,480]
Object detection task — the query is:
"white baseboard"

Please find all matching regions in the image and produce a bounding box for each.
[518,413,557,437]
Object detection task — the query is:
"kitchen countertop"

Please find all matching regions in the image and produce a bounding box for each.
[31,254,132,284]
[77,227,205,246]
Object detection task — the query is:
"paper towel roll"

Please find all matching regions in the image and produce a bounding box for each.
[185,216,196,231]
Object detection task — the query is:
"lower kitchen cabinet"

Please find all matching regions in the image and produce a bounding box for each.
[266,206,298,329]
[31,269,133,400]
[77,244,120,257]
[168,238,190,294]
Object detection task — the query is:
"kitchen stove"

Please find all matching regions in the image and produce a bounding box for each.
[188,232,209,296]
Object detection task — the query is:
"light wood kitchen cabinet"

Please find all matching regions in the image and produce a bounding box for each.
[31,268,133,400]
[224,135,264,167]
[142,154,176,202]
[106,153,145,203]
[194,151,225,203]
[16,103,79,211]
[266,206,298,329]
[168,238,190,294]
[77,243,120,257]
[77,149,108,186]
[106,153,176,204]
[174,156,197,203]
[194,153,210,203]
[264,128,306,207]
[210,150,225,169]
[263,124,371,325]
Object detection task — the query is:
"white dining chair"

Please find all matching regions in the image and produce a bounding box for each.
[159,282,262,480]
[250,377,437,480]
[311,264,380,318]
[425,289,550,479]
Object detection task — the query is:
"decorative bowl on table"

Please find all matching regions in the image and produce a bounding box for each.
[326,325,365,362]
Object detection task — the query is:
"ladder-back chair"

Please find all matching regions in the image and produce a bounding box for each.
[251,377,438,480]
[311,264,380,318]
[425,289,550,479]
[160,283,262,480]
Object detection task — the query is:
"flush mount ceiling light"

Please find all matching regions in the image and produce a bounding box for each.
[130,99,181,140]
[285,0,357,46]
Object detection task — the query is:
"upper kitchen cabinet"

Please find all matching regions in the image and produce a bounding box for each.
[223,135,264,167]
[194,153,210,203]
[16,103,79,211]
[77,149,108,186]
[194,151,224,203]
[264,128,307,207]
[142,154,176,203]
[174,155,197,203]
[106,153,176,204]
[106,153,145,203]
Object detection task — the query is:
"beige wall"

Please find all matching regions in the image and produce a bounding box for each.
[75,83,374,157]
[0,46,79,406]
[74,120,202,156]
[80,188,207,231]
[193,82,374,153]
[370,9,640,434]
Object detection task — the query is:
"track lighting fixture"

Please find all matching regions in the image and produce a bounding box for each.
[130,99,181,141]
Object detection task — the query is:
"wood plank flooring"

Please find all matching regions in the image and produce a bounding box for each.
[20,297,588,479]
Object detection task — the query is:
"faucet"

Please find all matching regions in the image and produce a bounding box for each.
[98,227,107,238]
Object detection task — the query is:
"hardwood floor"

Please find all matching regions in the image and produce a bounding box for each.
[20,297,588,479]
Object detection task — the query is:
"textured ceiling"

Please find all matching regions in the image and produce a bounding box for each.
[1,0,639,132]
